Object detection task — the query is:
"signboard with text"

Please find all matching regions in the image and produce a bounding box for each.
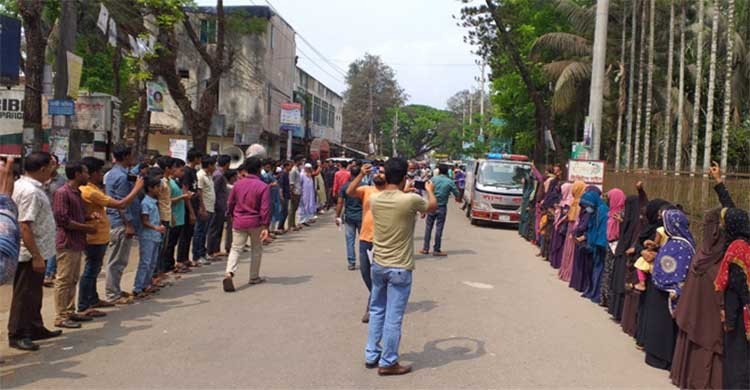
[568,159,605,188]
[48,99,76,116]
[0,89,23,134]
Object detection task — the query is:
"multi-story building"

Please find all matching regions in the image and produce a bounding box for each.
[294,66,343,160]
[149,5,297,158]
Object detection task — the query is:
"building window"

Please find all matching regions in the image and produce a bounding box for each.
[267,84,272,114]
[328,107,335,127]
[313,97,321,124]
[270,24,275,49]
[200,19,217,44]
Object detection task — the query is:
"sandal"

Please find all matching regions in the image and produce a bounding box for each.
[248,277,266,285]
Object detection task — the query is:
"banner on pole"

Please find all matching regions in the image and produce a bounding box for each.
[97,4,109,34]
[146,81,166,112]
[66,52,83,99]
[108,19,118,47]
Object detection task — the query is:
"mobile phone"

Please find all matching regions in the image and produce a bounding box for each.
[414,180,426,191]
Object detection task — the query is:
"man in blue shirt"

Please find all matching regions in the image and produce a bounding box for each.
[420,164,462,257]
[104,144,138,305]
[335,166,362,271]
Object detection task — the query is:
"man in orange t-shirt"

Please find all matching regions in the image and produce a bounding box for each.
[346,163,386,324]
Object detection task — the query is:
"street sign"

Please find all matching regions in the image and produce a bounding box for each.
[48,99,75,116]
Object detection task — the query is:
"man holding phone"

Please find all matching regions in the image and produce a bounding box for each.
[420,164,462,257]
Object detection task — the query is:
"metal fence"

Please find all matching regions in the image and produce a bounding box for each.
[604,171,750,245]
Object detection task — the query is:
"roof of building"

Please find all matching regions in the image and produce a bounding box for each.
[296,66,343,100]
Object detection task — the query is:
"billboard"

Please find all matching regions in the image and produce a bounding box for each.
[0,15,21,86]
[0,89,23,135]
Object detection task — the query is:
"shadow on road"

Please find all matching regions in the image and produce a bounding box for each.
[0,268,219,388]
[400,337,486,372]
[406,300,438,314]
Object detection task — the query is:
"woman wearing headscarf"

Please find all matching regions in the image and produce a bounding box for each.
[714,208,750,389]
[599,188,625,307]
[580,189,610,303]
[518,169,535,241]
[569,186,602,292]
[537,168,561,257]
[631,198,671,345]
[548,183,572,269]
[670,207,725,389]
[608,194,641,321]
[642,208,694,370]
[532,165,548,246]
[558,181,586,282]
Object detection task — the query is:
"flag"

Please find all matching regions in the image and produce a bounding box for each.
[108,19,117,47]
[97,4,109,34]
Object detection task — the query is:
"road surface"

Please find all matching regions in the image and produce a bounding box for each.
[1,205,673,388]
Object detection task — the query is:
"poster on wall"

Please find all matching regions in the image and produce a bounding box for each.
[66,52,83,99]
[50,136,70,165]
[0,89,24,135]
[169,139,188,162]
[147,81,166,112]
[81,143,94,158]
[568,159,605,189]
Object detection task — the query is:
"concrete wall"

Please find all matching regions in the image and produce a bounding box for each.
[150,7,296,157]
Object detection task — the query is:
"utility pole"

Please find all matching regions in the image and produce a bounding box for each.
[468,90,473,126]
[479,60,486,138]
[588,0,609,160]
[52,0,77,156]
[368,82,374,155]
[391,108,398,158]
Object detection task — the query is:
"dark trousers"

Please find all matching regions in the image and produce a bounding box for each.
[278,199,288,231]
[192,213,213,260]
[163,224,183,269]
[423,205,448,252]
[8,261,45,340]
[224,216,233,253]
[177,222,194,263]
[156,221,171,274]
[207,211,226,255]
[359,240,373,292]
[78,244,108,312]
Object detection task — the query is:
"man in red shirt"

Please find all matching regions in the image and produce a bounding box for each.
[222,157,271,292]
[332,161,351,204]
[52,161,97,329]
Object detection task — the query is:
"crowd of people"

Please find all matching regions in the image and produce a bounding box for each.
[0,145,349,353]
[518,162,750,389]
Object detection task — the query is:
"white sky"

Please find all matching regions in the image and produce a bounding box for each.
[199,0,483,109]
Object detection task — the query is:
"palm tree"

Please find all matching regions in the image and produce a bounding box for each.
[720,0,736,172]
[634,0,648,168]
[615,1,628,171]
[663,1,675,172]
[625,0,639,170]
[702,0,720,175]
[689,0,705,175]
[675,0,687,174]
[642,0,656,169]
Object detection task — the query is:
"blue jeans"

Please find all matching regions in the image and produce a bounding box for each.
[365,262,413,367]
[192,212,213,260]
[78,244,108,311]
[45,255,56,278]
[423,205,447,252]
[359,241,373,292]
[134,239,160,293]
[345,221,361,266]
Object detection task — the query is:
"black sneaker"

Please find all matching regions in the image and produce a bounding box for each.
[31,328,63,341]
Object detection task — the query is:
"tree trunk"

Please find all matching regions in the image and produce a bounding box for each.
[485,0,564,163]
[689,0,704,175]
[719,0,735,173]
[642,0,655,170]
[674,0,686,174]
[702,0,720,175]
[134,85,150,157]
[625,0,639,170]
[18,0,48,152]
[663,1,674,173]
[615,0,628,171]
[634,0,648,169]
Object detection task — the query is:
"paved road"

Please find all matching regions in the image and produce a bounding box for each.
[1,205,673,388]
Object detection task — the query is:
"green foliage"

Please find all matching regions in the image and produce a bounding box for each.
[380,104,459,159]
[226,10,267,36]
[136,0,193,27]
[0,0,18,16]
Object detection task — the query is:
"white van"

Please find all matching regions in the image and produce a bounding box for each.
[464,154,531,225]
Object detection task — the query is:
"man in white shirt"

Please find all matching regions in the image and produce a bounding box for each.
[193,156,216,265]
[288,155,304,230]
[9,152,62,351]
